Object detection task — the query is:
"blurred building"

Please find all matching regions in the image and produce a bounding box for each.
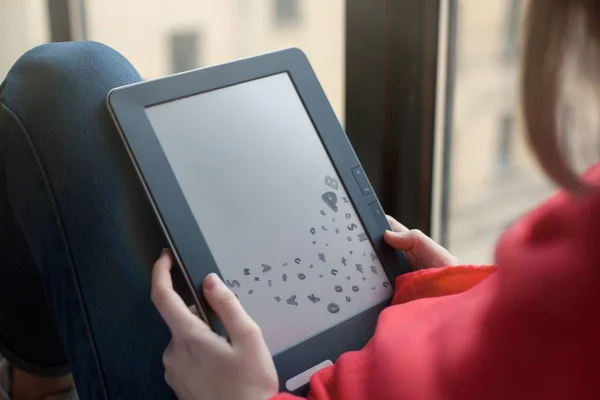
[83,0,345,121]
[448,0,598,263]
[446,0,555,263]
[0,0,50,78]
[1,0,597,264]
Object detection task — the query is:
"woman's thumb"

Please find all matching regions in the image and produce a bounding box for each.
[384,230,419,251]
[384,230,458,268]
[202,274,262,347]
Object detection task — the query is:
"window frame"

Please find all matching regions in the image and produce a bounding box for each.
[47,0,73,42]
[345,0,442,237]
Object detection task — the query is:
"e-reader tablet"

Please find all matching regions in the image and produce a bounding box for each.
[107,48,411,395]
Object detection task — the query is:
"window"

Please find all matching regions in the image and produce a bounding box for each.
[495,113,515,176]
[81,0,343,120]
[442,0,555,263]
[503,0,521,62]
[0,1,50,79]
[440,0,598,263]
[169,31,202,73]
[275,0,301,26]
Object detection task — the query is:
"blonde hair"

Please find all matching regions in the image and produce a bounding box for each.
[523,0,600,193]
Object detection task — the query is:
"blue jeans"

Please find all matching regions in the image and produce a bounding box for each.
[0,41,176,399]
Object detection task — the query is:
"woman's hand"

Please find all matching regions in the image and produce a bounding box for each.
[384,215,458,269]
[151,250,278,400]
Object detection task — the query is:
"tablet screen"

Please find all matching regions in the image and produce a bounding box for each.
[145,73,392,356]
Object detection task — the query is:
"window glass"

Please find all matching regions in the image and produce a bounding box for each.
[275,0,301,27]
[83,0,346,121]
[0,0,50,79]
[444,0,600,263]
[169,31,202,73]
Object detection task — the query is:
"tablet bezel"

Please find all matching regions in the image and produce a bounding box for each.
[107,48,411,395]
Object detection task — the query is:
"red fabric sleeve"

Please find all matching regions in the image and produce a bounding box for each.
[270,394,308,400]
[390,265,496,305]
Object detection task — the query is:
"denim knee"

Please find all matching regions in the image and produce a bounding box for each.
[1,41,141,119]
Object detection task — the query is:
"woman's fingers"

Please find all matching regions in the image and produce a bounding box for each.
[202,273,262,349]
[151,250,204,333]
[386,215,409,233]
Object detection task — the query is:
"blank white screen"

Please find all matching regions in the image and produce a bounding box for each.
[145,73,392,355]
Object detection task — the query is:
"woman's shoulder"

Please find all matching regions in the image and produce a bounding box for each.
[496,162,600,269]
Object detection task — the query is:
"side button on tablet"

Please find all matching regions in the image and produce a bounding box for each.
[369,201,389,229]
[352,166,373,196]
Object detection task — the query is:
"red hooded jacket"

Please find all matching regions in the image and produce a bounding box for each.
[273,163,600,400]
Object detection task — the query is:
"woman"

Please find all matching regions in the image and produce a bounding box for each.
[1,0,599,399]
